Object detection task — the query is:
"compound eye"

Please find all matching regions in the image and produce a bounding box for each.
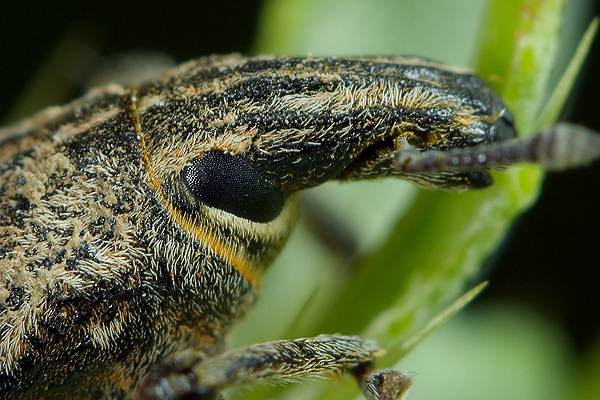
[181,151,286,223]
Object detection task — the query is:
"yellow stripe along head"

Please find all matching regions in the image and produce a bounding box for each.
[162,195,297,285]
[131,93,297,285]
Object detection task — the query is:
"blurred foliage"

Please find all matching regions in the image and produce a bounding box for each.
[400,305,574,400]
[574,337,600,400]
[229,0,598,399]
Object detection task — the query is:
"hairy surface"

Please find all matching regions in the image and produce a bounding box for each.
[0,55,512,399]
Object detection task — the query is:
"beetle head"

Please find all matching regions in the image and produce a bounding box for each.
[135,55,515,282]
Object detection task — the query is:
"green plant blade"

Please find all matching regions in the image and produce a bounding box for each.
[382,282,488,362]
[536,18,599,127]
[478,0,563,134]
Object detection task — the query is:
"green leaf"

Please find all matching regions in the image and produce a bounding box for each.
[477,0,564,134]
[536,18,599,127]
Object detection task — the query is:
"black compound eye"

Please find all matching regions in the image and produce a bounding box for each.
[181,151,286,223]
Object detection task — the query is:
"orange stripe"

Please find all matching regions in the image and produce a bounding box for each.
[165,204,259,285]
[130,93,259,285]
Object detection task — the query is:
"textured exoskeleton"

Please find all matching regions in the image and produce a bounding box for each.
[4,54,593,399]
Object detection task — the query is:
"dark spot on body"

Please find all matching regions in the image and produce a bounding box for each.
[101,302,118,323]
[54,248,67,264]
[6,286,27,311]
[66,258,78,271]
[33,224,49,241]
[18,353,35,372]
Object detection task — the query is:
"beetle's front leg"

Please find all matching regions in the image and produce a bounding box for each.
[136,334,411,400]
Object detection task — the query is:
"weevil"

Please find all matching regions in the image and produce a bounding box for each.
[0,54,599,400]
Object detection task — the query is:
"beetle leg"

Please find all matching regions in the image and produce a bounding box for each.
[352,363,412,400]
[136,334,410,400]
